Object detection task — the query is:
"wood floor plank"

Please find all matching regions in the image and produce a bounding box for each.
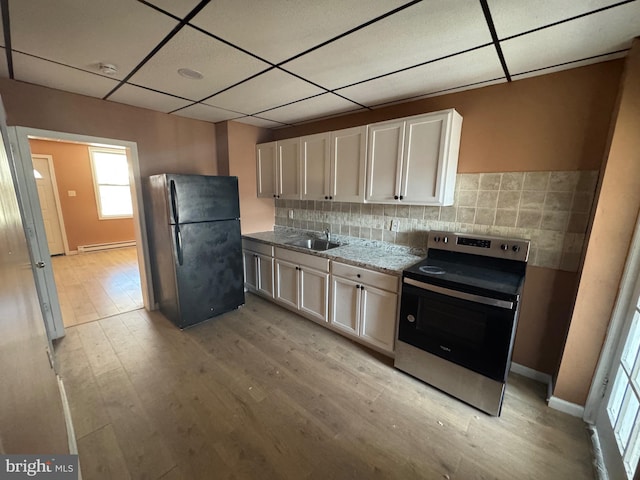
[55,293,595,479]
[77,424,132,480]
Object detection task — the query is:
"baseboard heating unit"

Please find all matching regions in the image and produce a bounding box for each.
[78,240,136,253]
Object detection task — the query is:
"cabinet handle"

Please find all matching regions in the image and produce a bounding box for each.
[324,196,328,200]
[400,195,404,200]
[273,194,276,198]
[356,274,361,278]
[356,285,360,289]
[329,196,333,200]
[394,195,399,200]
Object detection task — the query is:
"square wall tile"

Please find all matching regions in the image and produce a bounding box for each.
[523,172,550,191]
[480,173,502,190]
[500,172,524,191]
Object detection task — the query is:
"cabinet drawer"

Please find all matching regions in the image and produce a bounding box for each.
[275,247,329,272]
[331,262,399,292]
[242,239,273,257]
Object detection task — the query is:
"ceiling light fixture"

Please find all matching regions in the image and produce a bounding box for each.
[178,68,204,80]
[99,63,117,75]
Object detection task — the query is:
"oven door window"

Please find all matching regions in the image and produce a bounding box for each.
[399,284,516,382]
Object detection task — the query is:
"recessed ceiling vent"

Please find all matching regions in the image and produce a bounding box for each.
[99,63,118,75]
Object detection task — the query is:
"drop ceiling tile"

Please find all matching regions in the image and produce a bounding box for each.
[260,93,361,124]
[235,116,289,129]
[284,0,493,90]
[10,0,178,80]
[13,52,119,98]
[172,103,242,123]
[108,84,192,113]
[488,0,628,39]
[501,2,639,75]
[0,48,8,78]
[204,69,325,114]
[511,51,627,80]
[190,0,409,64]
[143,0,202,19]
[129,26,269,101]
[336,46,505,106]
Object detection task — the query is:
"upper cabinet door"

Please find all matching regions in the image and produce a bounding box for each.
[365,120,405,203]
[278,138,301,199]
[400,111,462,205]
[301,132,331,201]
[330,126,366,203]
[256,141,277,199]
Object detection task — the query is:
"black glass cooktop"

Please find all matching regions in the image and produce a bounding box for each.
[404,249,526,299]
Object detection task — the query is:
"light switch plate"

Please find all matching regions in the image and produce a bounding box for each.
[288,209,294,219]
[391,219,399,232]
[68,190,76,197]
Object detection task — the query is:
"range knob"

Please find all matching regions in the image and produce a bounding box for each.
[407,314,416,323]
[500,244,509,251]
[434,236,441,243]
[512,245,521,253]
[442,236,448,244]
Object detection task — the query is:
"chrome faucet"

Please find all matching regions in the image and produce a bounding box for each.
[324,228,331,242]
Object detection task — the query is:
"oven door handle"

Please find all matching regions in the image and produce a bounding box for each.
[403,277,515,310]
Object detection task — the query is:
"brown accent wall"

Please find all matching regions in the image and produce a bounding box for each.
[29,139,135,251]
[0,78,218,260]
[274,60,623,174]
[555,41,640,405]
[224,121,275,233]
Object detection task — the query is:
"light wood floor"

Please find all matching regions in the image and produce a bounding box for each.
[51,247,143,327]
[55,293,595,480]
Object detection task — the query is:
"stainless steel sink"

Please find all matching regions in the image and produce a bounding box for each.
[286,238,342,251]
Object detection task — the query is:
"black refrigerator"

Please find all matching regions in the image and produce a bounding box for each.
[147,174,244,328]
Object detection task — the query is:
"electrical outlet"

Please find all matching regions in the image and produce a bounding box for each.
[391,219,399,232]
[288,209,294,219]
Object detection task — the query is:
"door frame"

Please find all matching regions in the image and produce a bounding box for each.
[32,153,70,255]
[7,126,155,340]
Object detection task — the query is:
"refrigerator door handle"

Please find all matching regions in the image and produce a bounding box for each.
[170,179,179,224]
[175,225,184,266]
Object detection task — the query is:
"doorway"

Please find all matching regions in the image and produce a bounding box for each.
[8,126,154,339]
[32,154,66,256]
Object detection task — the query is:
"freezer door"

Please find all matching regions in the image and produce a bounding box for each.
[167,174,240,224]
[172,219,244,328]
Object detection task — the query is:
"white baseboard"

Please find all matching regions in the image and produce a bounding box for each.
[78,240,136,253]
[548,396,585,418]
[510,362,552,385]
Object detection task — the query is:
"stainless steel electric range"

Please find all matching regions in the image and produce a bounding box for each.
[394,230,530,416]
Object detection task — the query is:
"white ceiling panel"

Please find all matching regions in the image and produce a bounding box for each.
[190,0,410,64]
[336,46,505,106]
[0,48,8,78]
[173,103,242,123]
[283,0,493,90]
[488,0,626,39]
[204,69,325,114]
[510,51,628,80]
[235,116,289,129]
[129,26,269,101]
[108,84,192,113]
[144,0,203,19]
[501,2,640,75]
[13,52,119,98]
[260,93,361,124]
[10,0,178,80]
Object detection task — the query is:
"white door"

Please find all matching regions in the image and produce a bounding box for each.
[32,155,65,255]
[590,215,640,479]
[299,266,329,323]
[243,250,258,291]
[360,285,397,352]
[277,138,300,200]
[301,132,330,201]
[331,126,366,203]
[366,120,404,203]
[256,142,276,199]
[275,259,298,310]
[256,254,274,298]
[330,275,360,335]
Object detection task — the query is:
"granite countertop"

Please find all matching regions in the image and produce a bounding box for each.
[242,227,425,275]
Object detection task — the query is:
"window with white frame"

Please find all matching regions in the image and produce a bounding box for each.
[89,147,133,219]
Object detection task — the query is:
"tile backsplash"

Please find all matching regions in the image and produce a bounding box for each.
[274,170,599,272]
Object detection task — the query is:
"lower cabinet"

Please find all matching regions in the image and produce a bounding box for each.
[274,247,329,323]
[330,262,399,353]
[242,239,274,298]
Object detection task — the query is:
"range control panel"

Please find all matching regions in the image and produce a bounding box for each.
[428,231,530,262]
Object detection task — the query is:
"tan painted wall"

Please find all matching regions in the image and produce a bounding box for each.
[555,41,640,405]
[29,139,135,251]
[225,121,274,233]
[274,60,623,174]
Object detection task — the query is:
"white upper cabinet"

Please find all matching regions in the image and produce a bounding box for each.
[365,109,462,206]
[330,126,367,203]
[301,132,331,201]
[256,141,276,198]
[256,138,301,199]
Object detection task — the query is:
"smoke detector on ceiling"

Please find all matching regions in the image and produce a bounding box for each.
[99,63,117,75]
[178,68,204,80]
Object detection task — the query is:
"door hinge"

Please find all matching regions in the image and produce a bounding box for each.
[601,375,609,398]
